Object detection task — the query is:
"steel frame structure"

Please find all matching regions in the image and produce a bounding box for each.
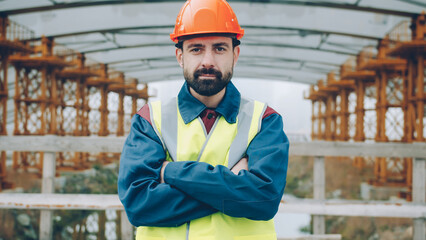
[359,38,409,190]
[388,14,426,143]
[306,13,426,200]
[327,71,355,141]
[55,49,98,170]
[9,36,69,176]
[0,16,151,182]
[0,16,33,190]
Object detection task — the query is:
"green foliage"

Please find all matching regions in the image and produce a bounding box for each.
[0,209,39,240]
[299,224,311,234]
[53,164,119,239]
[57,164,118,194]
[285,156,313,198]
[288,156,412,239]
[1,164,119,240]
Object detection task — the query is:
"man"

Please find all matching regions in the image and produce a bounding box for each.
[118,0,289,239]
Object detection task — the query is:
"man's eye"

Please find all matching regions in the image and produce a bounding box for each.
[190,48,201,52]
[216,47,225,52]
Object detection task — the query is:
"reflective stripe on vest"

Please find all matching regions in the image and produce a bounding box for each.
[137,97,276,240]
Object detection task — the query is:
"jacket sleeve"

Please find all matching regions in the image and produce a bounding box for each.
[118,114,217,227]
[163,113,289,221]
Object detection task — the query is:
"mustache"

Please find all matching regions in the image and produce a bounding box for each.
[194,68,222,79]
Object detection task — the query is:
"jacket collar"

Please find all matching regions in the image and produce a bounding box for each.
[177,81,240,124]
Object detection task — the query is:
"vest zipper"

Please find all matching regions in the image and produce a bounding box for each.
[186,221,190,240]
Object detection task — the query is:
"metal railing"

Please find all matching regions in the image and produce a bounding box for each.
[358,46,377,69]
[388,20,412,43]
[3,18,35,41]
[340,56,356,77]
[0,136,425,240]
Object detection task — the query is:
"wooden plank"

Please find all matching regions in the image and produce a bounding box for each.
[0,136,425,158]
[0,193,123,210]
[0,136,126,153]
[289,141,426,158]
[0,193,424,218]
[278,199,426,218]
[278,234,342,240]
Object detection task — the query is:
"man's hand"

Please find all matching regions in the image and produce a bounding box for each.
[160,161,169,183]
[231,157,248,175]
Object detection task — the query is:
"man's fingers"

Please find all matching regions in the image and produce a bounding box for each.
[231,157,248,174]
[160,161,169,183]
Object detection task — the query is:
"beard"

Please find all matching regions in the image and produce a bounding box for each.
[184,67,233,97]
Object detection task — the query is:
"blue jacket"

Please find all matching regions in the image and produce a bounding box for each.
[118,82,289,227]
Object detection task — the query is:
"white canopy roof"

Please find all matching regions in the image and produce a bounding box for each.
[2,0,423,84]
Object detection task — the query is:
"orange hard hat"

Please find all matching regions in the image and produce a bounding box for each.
[170,0,244,43]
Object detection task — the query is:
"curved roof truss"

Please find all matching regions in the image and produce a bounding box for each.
[1,0,421,17]
[1,0,422,84]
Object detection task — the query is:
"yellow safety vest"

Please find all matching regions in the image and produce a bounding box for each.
[136,97,276,240]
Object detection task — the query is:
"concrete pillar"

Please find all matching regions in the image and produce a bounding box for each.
[121,210,134,239]
[412,158,425,240]
[39,151,56,240]
[313,156,325,234]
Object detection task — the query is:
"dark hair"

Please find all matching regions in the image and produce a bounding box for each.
[175,33,241,49]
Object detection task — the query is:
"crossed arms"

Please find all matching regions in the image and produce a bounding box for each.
[160,157,248,183]
[118,113,289,227]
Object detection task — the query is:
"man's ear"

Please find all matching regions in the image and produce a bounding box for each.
[233,45,240,67]
[176,48,183,68]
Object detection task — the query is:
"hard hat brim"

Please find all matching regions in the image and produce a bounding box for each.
[171,31,244,43]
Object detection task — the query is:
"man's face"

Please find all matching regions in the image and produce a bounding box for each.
[176,36,240,97]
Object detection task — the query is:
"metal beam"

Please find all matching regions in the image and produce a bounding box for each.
[244,25,381,41]
[239,63,333,75]
[394,0,426,8]
[0,0,418,17]
[32,26,173,41]
[78,41,357,56]
[132,72,318,84]
[105,56,176,65]
[111,61,334,77]
[81,42,171,54]
[278,198,426,218]
[34,25,381,42]
[106,55,341,68]
[123,65,325,84]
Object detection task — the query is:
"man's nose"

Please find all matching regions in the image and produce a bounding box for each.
[201,50,215,68]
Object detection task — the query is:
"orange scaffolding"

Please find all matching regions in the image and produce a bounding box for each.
[0,16,33,190]
[306,14,426,201]
[0,17,152,188]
